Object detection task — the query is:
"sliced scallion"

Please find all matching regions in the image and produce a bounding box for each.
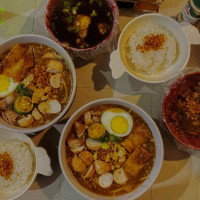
[90,10,97,17]
[51,22,56,31]
[72,6,78,10]
[98,0,103,7]
[72,9,76,15]
[64,1,71,7]
[76,1,82,7]
[67,26,74,32]
[75,27,80,32]
[63,8,69,13]
[66,16,73,23]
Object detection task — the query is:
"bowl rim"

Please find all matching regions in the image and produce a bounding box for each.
[44,0,119,52]
[0,34,77,134]
[0,129,38,200]
[116,13,190,84]
[162,71,200,150]
[59,98,164,200]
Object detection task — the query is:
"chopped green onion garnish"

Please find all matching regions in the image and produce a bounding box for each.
[72,6,78,10]
[63,8,69,13]
[98,1,103,7]
[93,153,97,160]
[66,16,73,23]
[75,27,80,32]
[76,2,82,7]
[110,134,121,143]
[90,10,97,17]
[64,1,71,7]
[51,22,56,31]
[101,142,109,150]
[0,7,4,12]
[67,26,74,32]
[72,9,76,15]
[72,7,78,15]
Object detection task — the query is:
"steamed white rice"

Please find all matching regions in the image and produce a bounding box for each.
[127,24,176,74]
[0,139,35,191]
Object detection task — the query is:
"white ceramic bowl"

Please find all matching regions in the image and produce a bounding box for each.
[0,128,53,200]
[109,13,190,83]
[0,34,76,134]
[59,98,164,200]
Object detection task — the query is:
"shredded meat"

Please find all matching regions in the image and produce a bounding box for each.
[0,99,7,110]
[2,109,18,125]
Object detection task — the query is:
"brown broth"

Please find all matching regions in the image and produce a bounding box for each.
[49,0,113,48]
[0,43,73,128]
[66,104,156,196]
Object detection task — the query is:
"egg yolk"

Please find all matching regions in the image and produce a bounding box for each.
[111,116,128,134]
[0,75,10,92]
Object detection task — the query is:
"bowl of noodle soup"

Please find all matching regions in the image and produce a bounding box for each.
[59,98,163,200]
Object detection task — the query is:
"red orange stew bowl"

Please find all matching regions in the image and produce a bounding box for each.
[163,72,200,150]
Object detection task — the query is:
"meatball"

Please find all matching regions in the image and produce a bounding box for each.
[71,155,86,173]
[79,151,93,166]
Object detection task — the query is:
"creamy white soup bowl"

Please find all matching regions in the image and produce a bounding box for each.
[0,128,53,200]
[59,98,164,200]
[0,34,76,134]
[109,13,190,83]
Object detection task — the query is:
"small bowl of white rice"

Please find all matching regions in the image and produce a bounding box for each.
[0,128,53,200]
[109,13,190,83]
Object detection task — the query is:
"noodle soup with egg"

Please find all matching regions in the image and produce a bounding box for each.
[0,43,73,128]
[65,104,155,196]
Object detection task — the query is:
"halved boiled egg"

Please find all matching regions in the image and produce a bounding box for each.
[101,108,133,137]
[0,75,18,98]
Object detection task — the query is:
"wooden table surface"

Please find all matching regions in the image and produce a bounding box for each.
[1,0,200,199]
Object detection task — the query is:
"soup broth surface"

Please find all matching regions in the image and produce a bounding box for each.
[66,104,155,196]
[49,0,113,49]
[0,43,72,128]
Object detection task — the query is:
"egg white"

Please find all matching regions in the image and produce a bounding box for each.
[0,77,18,98]
[101,108,133,137]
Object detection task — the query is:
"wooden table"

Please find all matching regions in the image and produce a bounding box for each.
[1,0,200,199]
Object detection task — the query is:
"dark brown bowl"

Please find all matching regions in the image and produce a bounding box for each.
[45,0,119,59]
[163,72,200,150]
